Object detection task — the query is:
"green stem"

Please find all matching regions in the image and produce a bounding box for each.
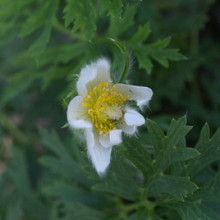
[116,197,156,219]
[108,38,130,83]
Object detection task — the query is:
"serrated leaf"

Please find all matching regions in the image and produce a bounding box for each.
[150,37,171,48]
[40,42,89,65]
[123,138,153,179]
[157,146,200,172]
[174,173,220,219]
[187,125,220,176]
[131,36,185,73]
[151,174,198,201]
[63,0,96,39]
[93,157,140,201]
[39,129,91,187]
[39,156,75,178]
[166,116,192,146]
[134,50,153,74]
[147,117,198,173]
[108,4,137,37]
[100,0,123,17]
[197,123,210,146]
[28,0,58,57]
[39,129,69,157]
[128,23,151,44]
[1,70,38,104]
[20,1,54,37]
[177,203,220,220]
[147,119,165,154]
[42,182,106,208]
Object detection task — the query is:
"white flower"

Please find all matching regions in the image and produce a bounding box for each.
[67,58,153,175]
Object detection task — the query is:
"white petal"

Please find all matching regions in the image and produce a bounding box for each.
[115,84,153,109]
[124,109,145,126]
[120,123,137,135]
[77,58,112,96]
[109,129,122,146]
[86,128,112,175]
[99,129,122,148]
[119,108,145,135]
[67,96,92,129]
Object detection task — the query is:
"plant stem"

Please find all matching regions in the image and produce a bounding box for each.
[116,197,156,219]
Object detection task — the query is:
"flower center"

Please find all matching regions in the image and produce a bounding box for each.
[82,82,130,134]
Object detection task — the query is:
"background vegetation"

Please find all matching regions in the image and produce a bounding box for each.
[0,0,220,219]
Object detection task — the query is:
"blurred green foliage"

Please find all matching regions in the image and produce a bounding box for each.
[0,0,220,219]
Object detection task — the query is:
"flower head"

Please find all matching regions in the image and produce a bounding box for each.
[67,58,153,175]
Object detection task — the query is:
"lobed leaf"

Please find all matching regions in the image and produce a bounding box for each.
[100,0,123,17]
[150,174,198,201]
[187,124,220,177]
[147,119,165,154]
[123,138,153,179]
[166,116,192,147]
[92,157,140,201]
[63,0,96,39]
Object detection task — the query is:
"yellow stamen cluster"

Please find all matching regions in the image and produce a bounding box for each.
[82,82,130,134]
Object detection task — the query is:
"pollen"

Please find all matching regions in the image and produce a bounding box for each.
[82,82,131,134]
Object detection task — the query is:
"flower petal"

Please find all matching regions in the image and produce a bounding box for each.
[77,58,112,96]
[124,109,145,126]
[115,84,153,109]
[120,123,137,135]
[86,128,112,175]
[120,108,145,135]
[99,129,122,148]
[67,96,92,129]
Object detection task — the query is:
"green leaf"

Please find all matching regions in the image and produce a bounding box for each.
[176,202,220,220]
[93,156,140,201]
[28,0,58,57]
[63,0,96,39]
[109,38,130,83]
[127,23,151,44]
[156,146,200,172]
[147,119,165,154]
[42,182,106,208]
[100,0,123,17]
[20,1,54,37]
[1,70,38,104]
[40,42,89,65]
[175,173,220,219]
[130,35,185,74]
[5,200,23,220]
[123,138,153,179]
[166,116,193,147]
[147,117,198,173]
[151,174,198,201]
[134,50,153,74]
[8,146,31,196]
[187,124,220,176]
[39,129,92,187]
[127,208,149,220]
[108,4,137,37]
[64,202,106,220]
